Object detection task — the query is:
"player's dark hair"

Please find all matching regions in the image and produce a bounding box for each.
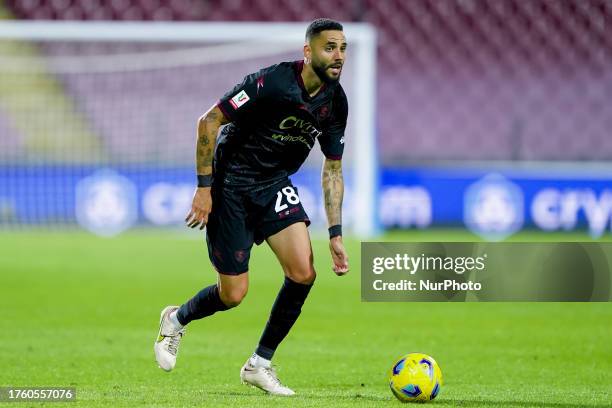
[305,18,343,41]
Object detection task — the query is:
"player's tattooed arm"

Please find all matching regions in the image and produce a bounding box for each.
[196,105,229,175]
[322,158,349,275]
[322,158,344,226]
[186,105,229,230]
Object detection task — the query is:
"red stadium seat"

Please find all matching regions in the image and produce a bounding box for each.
[4,0,612,160]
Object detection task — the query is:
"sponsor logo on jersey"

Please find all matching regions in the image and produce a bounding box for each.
[279,116,322,139]
[271,116,323,148]
[229,90,250,109]
[271,134,312,148]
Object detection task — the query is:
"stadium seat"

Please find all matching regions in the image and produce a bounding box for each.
[4,0,611,160]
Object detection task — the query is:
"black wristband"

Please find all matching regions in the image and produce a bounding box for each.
[328,224,342,239]
[197,174,212,188]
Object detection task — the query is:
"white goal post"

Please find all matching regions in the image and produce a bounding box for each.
[0,21,378,237]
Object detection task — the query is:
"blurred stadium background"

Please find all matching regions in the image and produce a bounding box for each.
[1,2,612,407]
[1,0,611,239]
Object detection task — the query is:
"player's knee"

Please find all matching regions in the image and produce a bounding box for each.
[301,269,316,285]
[219,286,248,308]
[287,265,316,285]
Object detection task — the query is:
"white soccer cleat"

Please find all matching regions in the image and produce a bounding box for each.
[154,306,185,372]
[240,361,295,396]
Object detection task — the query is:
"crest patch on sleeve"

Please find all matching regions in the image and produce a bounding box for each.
[229,90,250,109]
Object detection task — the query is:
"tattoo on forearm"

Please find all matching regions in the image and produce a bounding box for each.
[196,109,224,174]
[322,159,344,227]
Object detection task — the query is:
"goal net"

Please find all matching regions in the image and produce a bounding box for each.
[0,21,377,237]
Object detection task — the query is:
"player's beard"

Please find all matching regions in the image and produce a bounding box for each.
[312,60,341,84]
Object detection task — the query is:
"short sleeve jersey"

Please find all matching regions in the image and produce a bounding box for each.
[215,60,348,188]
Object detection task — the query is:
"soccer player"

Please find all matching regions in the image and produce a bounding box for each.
[154,18,349,396]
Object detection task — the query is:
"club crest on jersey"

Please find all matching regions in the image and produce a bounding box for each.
[318,105,330,120]
[230,90,250,110]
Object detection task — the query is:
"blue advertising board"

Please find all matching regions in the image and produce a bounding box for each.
[1,165,611,238]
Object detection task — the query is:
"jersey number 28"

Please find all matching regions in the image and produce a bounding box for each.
[275,186,300,212]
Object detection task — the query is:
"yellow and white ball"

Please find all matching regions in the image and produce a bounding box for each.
[388,353,443,403]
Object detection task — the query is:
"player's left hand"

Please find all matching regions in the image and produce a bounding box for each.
[329,236,349,276]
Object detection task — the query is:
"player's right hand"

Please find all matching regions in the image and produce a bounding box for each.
[185,187,212,230]
[329,236,349,276]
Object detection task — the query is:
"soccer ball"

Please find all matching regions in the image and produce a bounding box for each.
[388,353,443,403]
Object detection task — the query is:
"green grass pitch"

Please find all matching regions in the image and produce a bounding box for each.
[1,229,610,407]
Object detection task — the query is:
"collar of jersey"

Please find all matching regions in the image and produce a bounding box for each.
[294,60,327,101]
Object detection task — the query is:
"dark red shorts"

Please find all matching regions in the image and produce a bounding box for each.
[205,178,310,275]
